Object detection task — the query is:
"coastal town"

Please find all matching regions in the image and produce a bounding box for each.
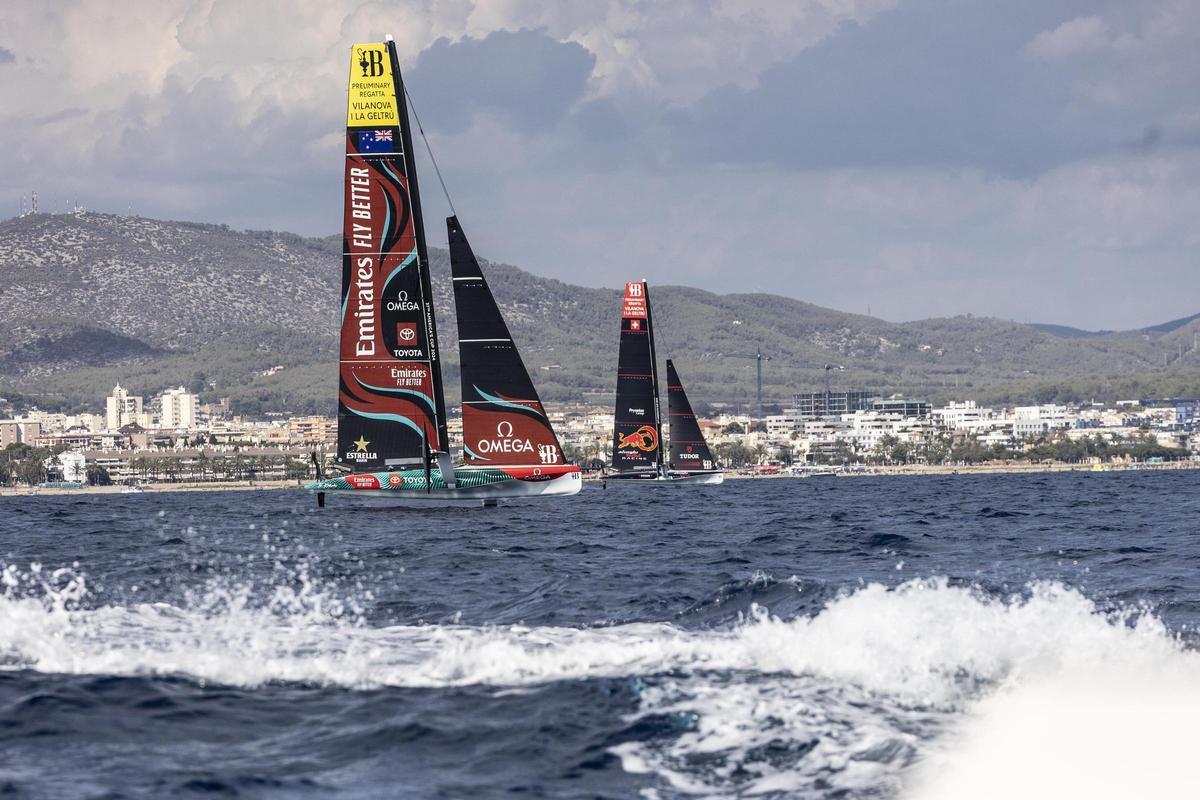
[1,383,1196,487]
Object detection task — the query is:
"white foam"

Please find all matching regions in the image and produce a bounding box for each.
[1,570,1197,795]
[906,668,1200,799]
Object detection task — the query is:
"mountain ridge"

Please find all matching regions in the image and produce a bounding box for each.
[1,212,1196,415]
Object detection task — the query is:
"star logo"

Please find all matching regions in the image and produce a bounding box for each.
[354,436,370,452]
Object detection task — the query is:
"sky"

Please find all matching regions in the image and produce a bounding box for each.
[1,0,1197,329]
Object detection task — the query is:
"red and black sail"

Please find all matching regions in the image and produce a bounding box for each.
[450,216,565,467]
[666,359,717,473]
[611,281,663,474]
[337,40,448,472]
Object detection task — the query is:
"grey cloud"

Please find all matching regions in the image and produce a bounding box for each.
[0,46,15,64]
[406,30,595,136]
[668,0,1140,176]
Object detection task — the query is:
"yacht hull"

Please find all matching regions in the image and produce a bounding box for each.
[306,464,582,506]
[605,471,724,486]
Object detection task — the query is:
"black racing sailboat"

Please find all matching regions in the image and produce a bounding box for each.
[609,281,723,485]
[307,37,580,503]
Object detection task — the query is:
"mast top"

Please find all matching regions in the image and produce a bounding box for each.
[384,34,394,43]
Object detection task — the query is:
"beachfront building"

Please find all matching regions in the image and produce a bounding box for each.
[105,384,146,430]
[932,401,995,430]
[765,413,803,441]
[287,415,337,446]
[159,387,198,430]
[1012,404,1073,438]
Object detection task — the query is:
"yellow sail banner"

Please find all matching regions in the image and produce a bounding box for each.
[347,43,399,127]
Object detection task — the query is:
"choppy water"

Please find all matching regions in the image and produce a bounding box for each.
[1,471,1199,799]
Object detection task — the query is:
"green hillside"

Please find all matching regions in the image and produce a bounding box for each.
[1,212,1196,415]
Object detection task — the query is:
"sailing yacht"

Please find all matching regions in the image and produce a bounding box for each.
[306,38,580,503]
[608,281,724,485]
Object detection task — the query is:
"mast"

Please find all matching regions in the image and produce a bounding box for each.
[336,39,448,472]
[449,216,566,467]
[611,280,664,474]
[644,280,664,474]
[387,40,449,454]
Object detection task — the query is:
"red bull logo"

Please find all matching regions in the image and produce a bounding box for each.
[618,425,659,452]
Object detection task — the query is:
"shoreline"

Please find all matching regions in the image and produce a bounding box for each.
[0,461,1195,496]
[724,460,1200,479]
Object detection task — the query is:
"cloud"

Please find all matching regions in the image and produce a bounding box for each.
[0,47,14,64]
[1021,2,1200,128]
[1024,15,1114,60]
[668,0,1114,176]
[407,30,596,135]
[0,0,1198,330]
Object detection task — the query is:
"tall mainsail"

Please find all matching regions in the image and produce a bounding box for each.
[449,217,566,467]
[612,281,663,473]
[337,40,448,472]
[666,359,717,473]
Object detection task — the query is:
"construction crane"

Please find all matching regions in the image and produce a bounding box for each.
[721,355,847,419]
[818,363,846,395]
[723,350,771,419]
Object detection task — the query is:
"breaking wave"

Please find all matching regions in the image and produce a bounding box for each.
[2,564,1196,796]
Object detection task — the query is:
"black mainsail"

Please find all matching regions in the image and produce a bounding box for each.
[337,39,448,472]
[449,216,566,468]
[666,359,717,473]
[611,280,664,475]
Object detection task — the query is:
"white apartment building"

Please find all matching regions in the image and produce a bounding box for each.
[932,401,995,430]
[106,384,145,430]
[765,414,801,441]
[160,387,199,430]
[1012,404,1073,438]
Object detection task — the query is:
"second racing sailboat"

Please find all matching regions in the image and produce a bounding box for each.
[609,281,723,485]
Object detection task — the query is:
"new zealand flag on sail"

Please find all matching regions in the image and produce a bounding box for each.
[357,129,395,153]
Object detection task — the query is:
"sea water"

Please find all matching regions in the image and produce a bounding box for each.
[0,471,1197,798]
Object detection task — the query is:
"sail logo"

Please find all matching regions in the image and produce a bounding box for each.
[623,281,648,320]
[345,164,379,358]
[389,366,427,387]
[386,291,420,312]
[538,444,559,465]
[392,322,424,358]
[347,474,380,489]
[348,251,376,357]
[476,420,535,456]
[347,44,399,126]
[346,435,377,461]
[357,48,385,77]
[618,425,659,452]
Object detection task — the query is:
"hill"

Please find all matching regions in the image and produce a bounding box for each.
[1,212,1197,415]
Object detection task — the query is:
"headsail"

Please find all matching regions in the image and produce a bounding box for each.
[611,280,663,474]
[450,216,565,467]
[666,359,717,473]
[337,40,448,472]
